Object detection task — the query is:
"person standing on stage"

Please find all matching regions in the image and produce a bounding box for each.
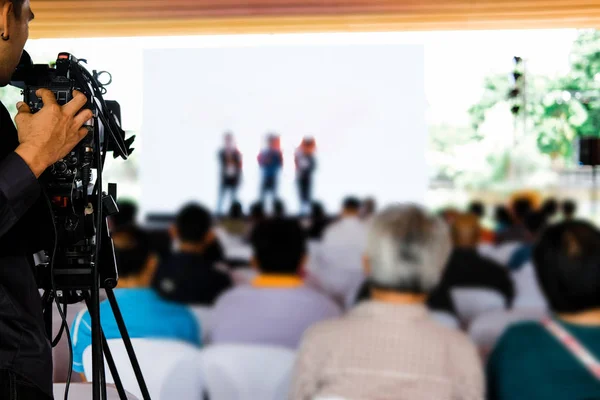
[295,137,316,215]
[217,132,242,215]
[257,134,283,205]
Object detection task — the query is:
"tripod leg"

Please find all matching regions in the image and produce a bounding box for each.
[105,288,152,400]
[84,293,129,400]
[42,290,54,340]
[86,289,108,400]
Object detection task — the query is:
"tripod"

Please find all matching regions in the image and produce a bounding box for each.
[39,190,151,400]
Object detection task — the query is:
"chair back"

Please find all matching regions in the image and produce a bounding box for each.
[54,383,139,400]
[189,306,214,342]
[201,344,296,400]
[83,338,203,400]
[450,288,506,324]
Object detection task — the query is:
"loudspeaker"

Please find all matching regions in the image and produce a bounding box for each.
[579,137,600,166]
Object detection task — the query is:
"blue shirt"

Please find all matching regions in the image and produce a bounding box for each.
[487,320,600,400]
[70,288,200,373]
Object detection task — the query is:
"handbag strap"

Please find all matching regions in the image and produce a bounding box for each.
[542,318,600,380]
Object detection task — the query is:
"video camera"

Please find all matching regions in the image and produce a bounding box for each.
[10,51,135,293]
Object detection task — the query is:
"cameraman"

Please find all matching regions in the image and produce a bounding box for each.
[0,1,93,399]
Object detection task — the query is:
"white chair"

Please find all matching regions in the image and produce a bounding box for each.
[190,305,214,342]
[83,339,203,400]
[450,288,506,325]
[54,383,139,399]
[431,311,460,330]
[511,262,549,311]
[163,344,296,400]
[469,308,548,357]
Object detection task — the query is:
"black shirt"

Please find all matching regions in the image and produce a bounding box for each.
[153,252,233,305]
[427,248,515,315]
[0,102,52,396]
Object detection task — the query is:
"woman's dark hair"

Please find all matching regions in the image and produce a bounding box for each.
[533,221,600,313]
[228,201,244,219]
[250,219,306,274]
[468,201,485,219]
[494,205,513,227]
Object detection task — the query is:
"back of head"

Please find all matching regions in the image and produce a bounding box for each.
[112,200,138,229]
[251,219,307,275]
[229,201,244,219]
[468,201,485,219]
[366,204,451,294]
[273,199,286,218]
[176,203,213,243]
[311,201,326,220]
[541,198,558,218]
[512,198,533,222]
[342,196,361,215]
[113,225,152,279]
[524,211,547,237]
[451,213,480,248]
[562,200,577,219]
[494,205,513,227]
[533,221,600,313]
[362,197,377,217]
[250,202,265,220]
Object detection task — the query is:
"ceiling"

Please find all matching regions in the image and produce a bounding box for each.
[31,0,600,38]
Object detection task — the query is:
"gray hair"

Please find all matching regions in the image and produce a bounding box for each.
[366,204,451,293]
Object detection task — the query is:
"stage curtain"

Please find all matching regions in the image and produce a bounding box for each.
[31,0,600,38]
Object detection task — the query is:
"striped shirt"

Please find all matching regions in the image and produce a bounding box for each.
[290,301,484,400]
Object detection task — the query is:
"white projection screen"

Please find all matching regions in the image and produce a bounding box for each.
[141,44,426,216]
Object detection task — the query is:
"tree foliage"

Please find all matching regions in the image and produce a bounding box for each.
[470,30,600,162]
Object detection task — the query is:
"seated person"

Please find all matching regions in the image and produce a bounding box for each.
[290,205,483,399]
[507,211,546,271]
[306,201,329,240]
[71,226,200,376]
[428,213,514,316]
[211,219,341,348]
[153,203,232,305]
[562,199,577,221]
[487,221,600,400]
[469,200,495,243]
[220,201,247,236]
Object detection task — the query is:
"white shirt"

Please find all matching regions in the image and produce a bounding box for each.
[308,216,368,307]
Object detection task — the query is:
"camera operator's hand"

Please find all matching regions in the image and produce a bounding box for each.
[14,89,94,178]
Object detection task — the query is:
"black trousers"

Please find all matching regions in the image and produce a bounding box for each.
[0,369,52,400]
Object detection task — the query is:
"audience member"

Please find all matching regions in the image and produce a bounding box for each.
[469,200,495,243]
[273,198,286,218]
[488,221,600,400]
[290,205,483,399]
[428,213,514,316]
[562,199,577,220]
[306,201,329,240]
[496,198,532,244]
[153,203,232,305]
[313,196,368,305]
[322,196,367,253]
[71,226,200,376]
[360,197,377,222]
[541,198,558,220]
[109,199,138,230]
[494,205,514,235]
[507,211,546,271]
[211,219,341,348]
[221,201,247,236]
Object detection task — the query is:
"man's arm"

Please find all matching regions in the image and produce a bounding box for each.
[0,152,40,237]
